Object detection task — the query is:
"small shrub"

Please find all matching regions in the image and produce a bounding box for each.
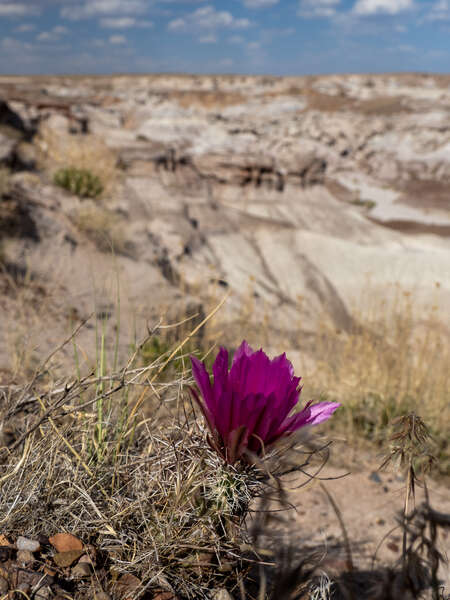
[71,203,127,253]
[54,166,103,198]
[36,126,118,196]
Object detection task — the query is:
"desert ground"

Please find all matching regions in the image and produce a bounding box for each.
[0,73,449,599]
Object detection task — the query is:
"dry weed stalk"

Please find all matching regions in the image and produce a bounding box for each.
[380,413,437,562]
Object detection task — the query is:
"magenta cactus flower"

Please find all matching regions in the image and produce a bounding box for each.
[190,341,340,464]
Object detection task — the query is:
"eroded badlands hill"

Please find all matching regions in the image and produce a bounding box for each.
[0,73,449,375]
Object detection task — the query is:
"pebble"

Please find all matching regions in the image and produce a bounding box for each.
[16,536,40,552]
[94,593,111,600]
[0,576,8,594]
[71,562,91,579]
[17,550,34,565]
[53,549,83,568]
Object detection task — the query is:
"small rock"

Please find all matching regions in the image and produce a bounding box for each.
[94,592,111,600]
[49,533,83,553]
[17,550,34,565]
[54,549,84,568]
[71,562,91,579]
[16,536,40,552]
[79,553,93,565]
[376,518,386,526]
[0,575,8,594]
[0,535,12,546]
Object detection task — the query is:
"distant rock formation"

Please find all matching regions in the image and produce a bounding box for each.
[0,73,449,374]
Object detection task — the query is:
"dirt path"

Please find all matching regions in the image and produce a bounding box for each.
[283,462,450,593]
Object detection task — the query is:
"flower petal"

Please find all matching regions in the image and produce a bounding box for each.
[272,401,341,442]
[212,347,229,401]
[189,386,215,434]
[231,340,254,367]
[190,355,214,411]
[265,386,301,441]
[230,348,271,398]
[305,401,341,426]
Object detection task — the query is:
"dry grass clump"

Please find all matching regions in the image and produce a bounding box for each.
[0,313,272,599]
[69,202,130,255]
[35,125,119,197]
[306,284,449,476]
[0,368,251,598]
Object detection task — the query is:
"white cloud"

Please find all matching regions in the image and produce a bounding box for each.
[36,25,69,42]
[298,0,341,18]
[109,34,126,44]
[14,23,36,32]
[199,33,217,43]
[219,58,233,67]
[243,0,279,8]
[168,18,186,30]
[228,34,245,44]
[425,0,449,21]
[91,38,107,47]
[100,17,136,28]
[100,17,155,29]
[353,0,413,16]
[168,5,251,32]
[61,0,147,20]
[100,17,153,28]
[0,3,40,17]
[37,32,55,41]
[1,36,31,49]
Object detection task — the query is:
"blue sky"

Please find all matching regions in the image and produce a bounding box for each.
[0,0,449,75]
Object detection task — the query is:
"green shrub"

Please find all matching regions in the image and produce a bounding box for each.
[54,166,103,198]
